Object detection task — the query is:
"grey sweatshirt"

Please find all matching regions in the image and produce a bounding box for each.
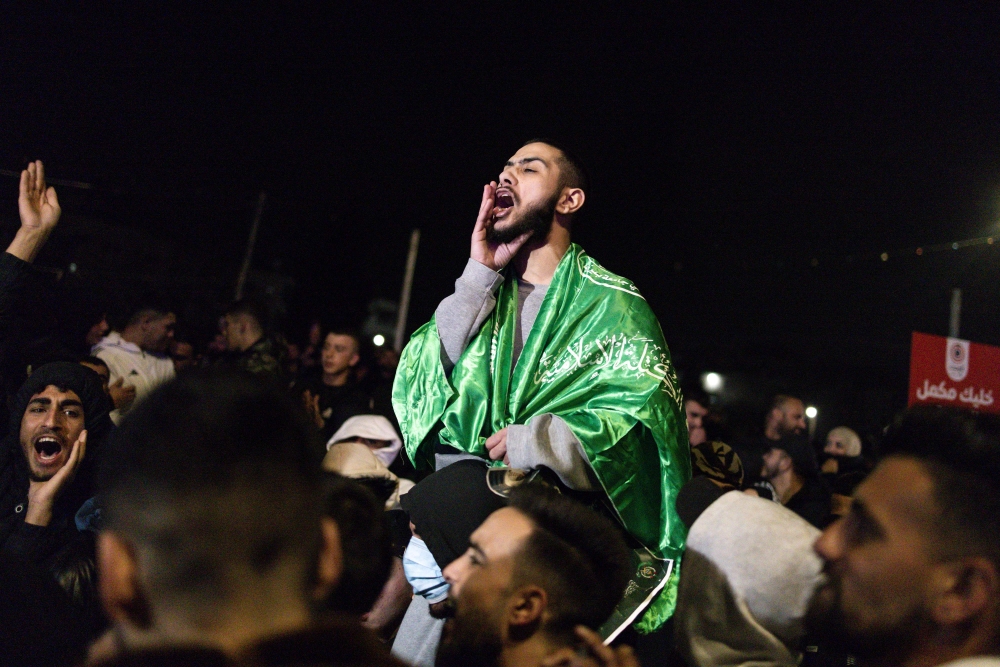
[433,259,596,491]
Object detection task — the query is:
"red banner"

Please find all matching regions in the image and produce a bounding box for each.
[909,332,1000,413]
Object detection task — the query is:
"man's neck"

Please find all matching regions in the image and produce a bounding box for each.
[120,327,145,349]
[512,226,571,285]
[773,471,804,505]
[119,596,312,657]
[500,633,566,667]
[322,370,350,387]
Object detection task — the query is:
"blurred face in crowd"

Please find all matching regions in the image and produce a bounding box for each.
[322,334,360,379]
[142,312,176,353]
[808,456,942,658]
[80,361,110,396]
[825,431,853,457]
[436,507,535,667]
[86,316,109,347]
[19,385,85,482]
[488,143,568,246]
[761,446,791,481]
[685,399,709,446]
[774,398,806,437]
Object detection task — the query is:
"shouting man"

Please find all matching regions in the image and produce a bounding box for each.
[393,140,690,629]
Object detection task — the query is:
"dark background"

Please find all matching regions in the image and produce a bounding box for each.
[1,3,998,443]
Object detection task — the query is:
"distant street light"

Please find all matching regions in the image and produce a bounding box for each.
[373,334,386,347]
[805,406,818,419]
[702,372,723,393]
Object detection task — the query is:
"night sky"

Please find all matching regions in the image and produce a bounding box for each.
[2,3,998,436]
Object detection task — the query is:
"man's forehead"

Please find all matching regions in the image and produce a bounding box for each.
[472,507,535,559]
[507,142,561,165]
[855,456,938,532]
[29,385,82,404]
[326,333,357,347]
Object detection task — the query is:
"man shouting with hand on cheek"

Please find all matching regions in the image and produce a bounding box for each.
[0,362,113,662]
[393,140,690,633]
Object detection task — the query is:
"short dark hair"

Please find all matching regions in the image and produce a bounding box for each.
[323,327,361,350]
[881,406,1000,566]
[507,484,630,637]
[80,356,108,370]
[99,370,324,609]
[122,294,175,329]
[522,138,589,193]
[770,394,802,412]
[682,385,711,410]
[225,299,265,324]
[319,473,393,616]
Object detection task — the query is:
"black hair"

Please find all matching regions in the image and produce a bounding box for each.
[79,356,108,370]
[319,473,393,616]
[507,484,631,637]
[682,385,711,410]
[521,138,589,193]
[99,369,324,608]
[881,406,1000,566]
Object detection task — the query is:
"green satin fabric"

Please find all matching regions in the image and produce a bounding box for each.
[392,244,691,630]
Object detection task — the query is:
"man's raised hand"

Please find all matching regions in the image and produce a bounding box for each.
[9,160,62,263]
[485,427,511,465]
[470,181,532,272]
[19,160,61,234]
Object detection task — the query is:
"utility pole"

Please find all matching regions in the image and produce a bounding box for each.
[235,191,267,301]
[394,229,421,351]
[949,288,962,338]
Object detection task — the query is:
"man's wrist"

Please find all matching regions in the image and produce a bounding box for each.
[7,227,51,264]
[461,258,505,294]
[24,501,53,527]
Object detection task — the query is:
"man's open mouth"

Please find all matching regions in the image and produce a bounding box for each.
[34,436,63,463]
[493,189,515,218]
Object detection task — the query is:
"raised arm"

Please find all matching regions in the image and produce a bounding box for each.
[8,160,61,263]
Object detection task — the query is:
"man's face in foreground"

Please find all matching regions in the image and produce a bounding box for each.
[487,142,565,246]
[807,456,940,659]
[19,385,85,482]
[436,507,535,667]
[685,399,708,446]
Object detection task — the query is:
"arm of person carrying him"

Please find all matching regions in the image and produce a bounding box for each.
[442,183,595,491]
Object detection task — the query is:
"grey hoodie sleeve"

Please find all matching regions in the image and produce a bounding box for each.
[435,259,505,372]
[505,414,597,491]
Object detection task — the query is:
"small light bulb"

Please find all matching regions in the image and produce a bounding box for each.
[702,372,723,393]
[805,406,818,419]
[373,334,385,347]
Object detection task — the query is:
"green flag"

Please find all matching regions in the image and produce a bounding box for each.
[393,244,690,630]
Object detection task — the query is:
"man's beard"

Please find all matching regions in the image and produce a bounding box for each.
[435,600,504,667]
[805,573,927,661]
[485,192,558,245]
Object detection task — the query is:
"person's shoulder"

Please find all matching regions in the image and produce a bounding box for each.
[572,247,646,300]
[246,618,408,667]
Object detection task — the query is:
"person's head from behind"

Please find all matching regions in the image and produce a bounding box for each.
[808,406,1000,664]
[436,484,630,667]
[221,300,266,353]
[824,426,862,458]
[97,370,340,654]
[316,474,392,618]
[487,140,587,246]
[122,301,176,354]
[761,434,817,484]
[766,394,806,438]
[321,329,360,383]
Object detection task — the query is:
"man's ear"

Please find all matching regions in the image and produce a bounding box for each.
[556,188,585,216]
[507,584,547,633]
[97,531,151,629]
[313,517,344,601]
[348,353,360,368]
[931,557,998,626]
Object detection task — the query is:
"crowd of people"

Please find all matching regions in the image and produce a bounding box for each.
[1,152,998,667]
